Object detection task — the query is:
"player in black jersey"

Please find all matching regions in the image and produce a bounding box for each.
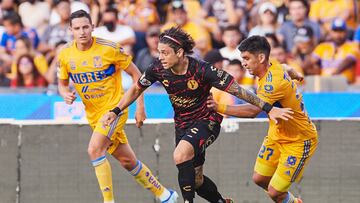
[101,27,293,203]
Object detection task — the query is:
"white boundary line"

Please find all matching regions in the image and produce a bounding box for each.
[1,117,359,126]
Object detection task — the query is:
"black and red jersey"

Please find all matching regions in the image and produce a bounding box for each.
[137,56,234,129]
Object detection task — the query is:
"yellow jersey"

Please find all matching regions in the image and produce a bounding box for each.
[57,37,132,126]
[313,41,359,83]
[257,60,317,142]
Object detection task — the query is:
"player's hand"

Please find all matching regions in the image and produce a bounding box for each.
[295,74,304,82]
[64,91,77,105]
[100,112,117,127]
[135,108,146,128]
[206,94,218,111]
[268,107,294,124]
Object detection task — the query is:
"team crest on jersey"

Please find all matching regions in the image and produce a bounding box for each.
[69,60,76,70]
[187,79,198,90]
[93,56,102,68]
[82,61,88,66]
[264,84,273,93]
[162,79,169,87]
[286,156,297,167]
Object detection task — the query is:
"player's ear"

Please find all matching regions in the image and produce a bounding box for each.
[176,48,184,57]
[258,53,266,64]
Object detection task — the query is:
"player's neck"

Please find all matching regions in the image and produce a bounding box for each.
[171,56,189,75]
[76,38,94,51]
[257,62,270,79]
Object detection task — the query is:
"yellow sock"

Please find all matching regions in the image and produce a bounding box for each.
[92,155,114,203]
[129,160,168,200]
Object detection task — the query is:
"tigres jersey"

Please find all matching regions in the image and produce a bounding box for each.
[57,37,132,126]
[257,60,317,142]
[313,41,359,83]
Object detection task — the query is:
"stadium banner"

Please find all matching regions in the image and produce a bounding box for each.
[0,93,360,120]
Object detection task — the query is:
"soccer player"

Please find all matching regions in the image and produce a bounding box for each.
[57,10,178,203]
[101,27,293,203]
[207,36,318,203]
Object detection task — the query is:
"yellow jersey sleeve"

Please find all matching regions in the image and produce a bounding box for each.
[257,72,286,105]
[114,43,132,71]
[57,50,69,80]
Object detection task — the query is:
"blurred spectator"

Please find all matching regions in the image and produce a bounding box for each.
[211,59,247,117]
[11,54,47,88]
[90,0,115,27]
[203,49,227,70]
[309,0,356,35]
[135,25,159,73]
[200,0,246,30]
[219,25,243,60]
[312,19,359,83]
[264,33,280,49]
[0,59,10,86]
[18,0,50,36]
[39,0,72,54]
[1,12,40,51]
[162,0,211,58]
[354,25,360,43]
[117,0,159,32]
[291,25,318,75]
[271,44,303,77]
[45,40,67,85]
[92,7,135,54]
[49,0,89,25]
[277,0,321,52]
[0,0,18,24]
[248,2,278,37]
[9,36,48,79]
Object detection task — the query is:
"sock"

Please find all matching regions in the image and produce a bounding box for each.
[282,191,297,203]
[196,175,226,203]
[92,155,114,203]
[129,160,170,201]
[176,160,195,203]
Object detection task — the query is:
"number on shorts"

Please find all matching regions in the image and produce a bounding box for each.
[258,145,274,161]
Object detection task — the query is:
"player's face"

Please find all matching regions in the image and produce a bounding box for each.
[70,17,94,44]
[158,42,180,69]
[240,51,261,76]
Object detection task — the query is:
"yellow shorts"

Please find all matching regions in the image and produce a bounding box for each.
[93,111,129,154]
[254,136,318,192]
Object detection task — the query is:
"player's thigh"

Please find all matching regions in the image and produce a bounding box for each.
[94,111,129,155]
[269,137,318,192]
[254,136,281,177]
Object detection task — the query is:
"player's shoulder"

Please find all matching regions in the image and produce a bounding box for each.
[146,58,163,72]
[95,37,118,49]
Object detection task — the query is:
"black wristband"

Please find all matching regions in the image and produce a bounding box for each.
[110,107,122,116]
[262,103,273,113]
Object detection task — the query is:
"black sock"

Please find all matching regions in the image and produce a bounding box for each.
[196,175,226,203]
[176,160,195,203]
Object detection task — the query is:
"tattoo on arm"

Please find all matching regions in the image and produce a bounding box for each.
[227,81,267,109]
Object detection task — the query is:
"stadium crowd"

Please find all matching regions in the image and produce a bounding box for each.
[0,0,359,93]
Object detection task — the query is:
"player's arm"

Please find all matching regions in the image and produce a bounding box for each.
[207,94,261,117]
[124,62,146,127]
[56,56,76,105]
[282,64,304,82]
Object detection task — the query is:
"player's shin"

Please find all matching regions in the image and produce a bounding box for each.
[129,160,171,201]
[196,175,226,203]
[176,159,195,203]
[92,155,114,203]
[281,191,301,203]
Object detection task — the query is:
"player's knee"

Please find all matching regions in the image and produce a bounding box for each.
[118,156,136,171]
[194,175,204,188]
[173,151,193,165]
[87,145,105,159]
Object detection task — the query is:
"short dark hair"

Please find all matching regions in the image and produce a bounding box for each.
[3,11,23,27]
[104,7,119,20]
[70,10,92,26]
[238,35,271,60]
[159,26,195,54]
[289,0,309,12]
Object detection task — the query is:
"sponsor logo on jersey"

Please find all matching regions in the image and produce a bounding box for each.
[162,79,169,87]
[69,64,115,84]
[264,84,274,94]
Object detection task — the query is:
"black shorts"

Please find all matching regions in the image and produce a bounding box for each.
[175,120,221,167]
